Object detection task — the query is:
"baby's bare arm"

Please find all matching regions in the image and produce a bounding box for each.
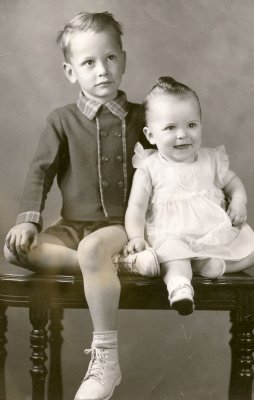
[124,171,151,255]
[223,170,247,226]
[5,222,38,257]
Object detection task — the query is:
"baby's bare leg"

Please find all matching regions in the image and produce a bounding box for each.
[161,258,192,286]
[4,232,79,273]
[78,225,127,332]
[225,251,254,273]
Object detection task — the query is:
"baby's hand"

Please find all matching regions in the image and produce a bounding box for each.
[227,199,247,227]
[5,223,38,258]
[123,237,149,257]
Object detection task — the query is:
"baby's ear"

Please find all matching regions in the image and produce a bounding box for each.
[143,127,155,145]
[63,62,77,84]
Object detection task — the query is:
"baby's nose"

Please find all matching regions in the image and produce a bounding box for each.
[176,128,187,139]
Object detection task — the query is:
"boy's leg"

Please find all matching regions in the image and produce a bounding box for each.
[4,232,79,273]
[75,224,127,400]
[78,224,127,331]
[161,259,194,315]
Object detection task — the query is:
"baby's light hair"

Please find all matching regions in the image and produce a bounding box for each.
[57,11,123,62]
[144,76,202,122]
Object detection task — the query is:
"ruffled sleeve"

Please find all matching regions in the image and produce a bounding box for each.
[215,145,229,188]
[131,142,154,194]
[132,142,156,168]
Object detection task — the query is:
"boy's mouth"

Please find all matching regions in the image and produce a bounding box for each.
[96,81,113,87]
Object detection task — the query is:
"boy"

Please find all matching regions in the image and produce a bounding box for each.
[4,11,150,400]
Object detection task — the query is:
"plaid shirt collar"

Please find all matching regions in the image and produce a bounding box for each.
[77,90,129,121]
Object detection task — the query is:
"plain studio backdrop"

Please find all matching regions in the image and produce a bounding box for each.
[1,1,254,399]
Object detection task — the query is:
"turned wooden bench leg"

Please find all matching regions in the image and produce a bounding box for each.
[47,305,64,400]
[0,305,7,400]
[229,305,254,400]
[29,295,48,400]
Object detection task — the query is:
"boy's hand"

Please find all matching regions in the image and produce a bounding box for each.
[123,237,149,257]
[5,223,38,258]
[227,199,247,227]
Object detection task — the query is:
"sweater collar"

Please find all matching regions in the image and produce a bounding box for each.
[77,90,129,120]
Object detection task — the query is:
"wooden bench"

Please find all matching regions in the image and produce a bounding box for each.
[0,261,254,400]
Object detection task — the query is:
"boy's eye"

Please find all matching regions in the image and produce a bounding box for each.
[108,55,116,61]
[188,122,197,128]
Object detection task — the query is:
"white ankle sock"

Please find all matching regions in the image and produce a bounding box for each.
[92,330,118,349]
[167,276,192,294]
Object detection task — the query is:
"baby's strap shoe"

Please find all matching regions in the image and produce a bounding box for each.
[167,276,194,316]
[112,247,160,277]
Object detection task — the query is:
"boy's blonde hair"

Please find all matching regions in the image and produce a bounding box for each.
[57,11,123,62]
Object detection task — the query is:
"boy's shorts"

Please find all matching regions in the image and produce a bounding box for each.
[43,218,124,250]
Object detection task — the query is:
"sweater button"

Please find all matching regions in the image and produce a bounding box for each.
[116,155,122,162]
[117,181,123,188]
[114,132,122,137]
[101,156,109,162]
[102,180,109,188]
[101,130,108,137]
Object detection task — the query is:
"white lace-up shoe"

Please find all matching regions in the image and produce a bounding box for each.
[74,347,121,400]
[192,258,226,279]
[112,248,160,277]
[167,277,194,316]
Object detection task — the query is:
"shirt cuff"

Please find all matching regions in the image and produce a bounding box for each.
[16,211,43,231]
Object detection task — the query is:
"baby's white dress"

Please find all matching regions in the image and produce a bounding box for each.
[132,143,254,263]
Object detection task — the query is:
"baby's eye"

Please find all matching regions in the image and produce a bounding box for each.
[188,122,197,128]
[83,59,94,66]
[166,125,176,131]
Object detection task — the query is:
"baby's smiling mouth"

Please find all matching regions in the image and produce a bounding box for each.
[174,144,192,149]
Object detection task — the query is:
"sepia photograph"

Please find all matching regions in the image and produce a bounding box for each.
[1,1,254,399]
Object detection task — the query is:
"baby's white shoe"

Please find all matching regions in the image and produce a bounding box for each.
[112,248,160,277]
[192,258,226,279]
[167,276,194,315]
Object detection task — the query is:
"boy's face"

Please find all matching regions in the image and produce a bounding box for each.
[144,94,202,163]
[63,27,126,104]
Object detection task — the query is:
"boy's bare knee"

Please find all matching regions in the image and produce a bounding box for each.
[78,235,110,272]
[78,233,110,256]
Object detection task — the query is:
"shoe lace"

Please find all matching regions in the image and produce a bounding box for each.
[112,254,140,275]
[84,347,106,381]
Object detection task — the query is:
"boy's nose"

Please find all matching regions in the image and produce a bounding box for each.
[97,61,108,76]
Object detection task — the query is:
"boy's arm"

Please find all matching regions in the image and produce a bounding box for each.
[5,222,38,258]
[18,110,64,228]
[124,169,151,255]
[223,169,247,226]
[6,110,64,258]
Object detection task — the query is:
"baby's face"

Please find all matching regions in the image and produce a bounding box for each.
[144,94,202,163]
[64,27,126,103]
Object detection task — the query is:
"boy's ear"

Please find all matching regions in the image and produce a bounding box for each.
[143,127,155,145]
[122,51,126,74]
[63,62,77,84]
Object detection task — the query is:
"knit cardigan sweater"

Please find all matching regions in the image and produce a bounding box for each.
[18,101,145,228]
